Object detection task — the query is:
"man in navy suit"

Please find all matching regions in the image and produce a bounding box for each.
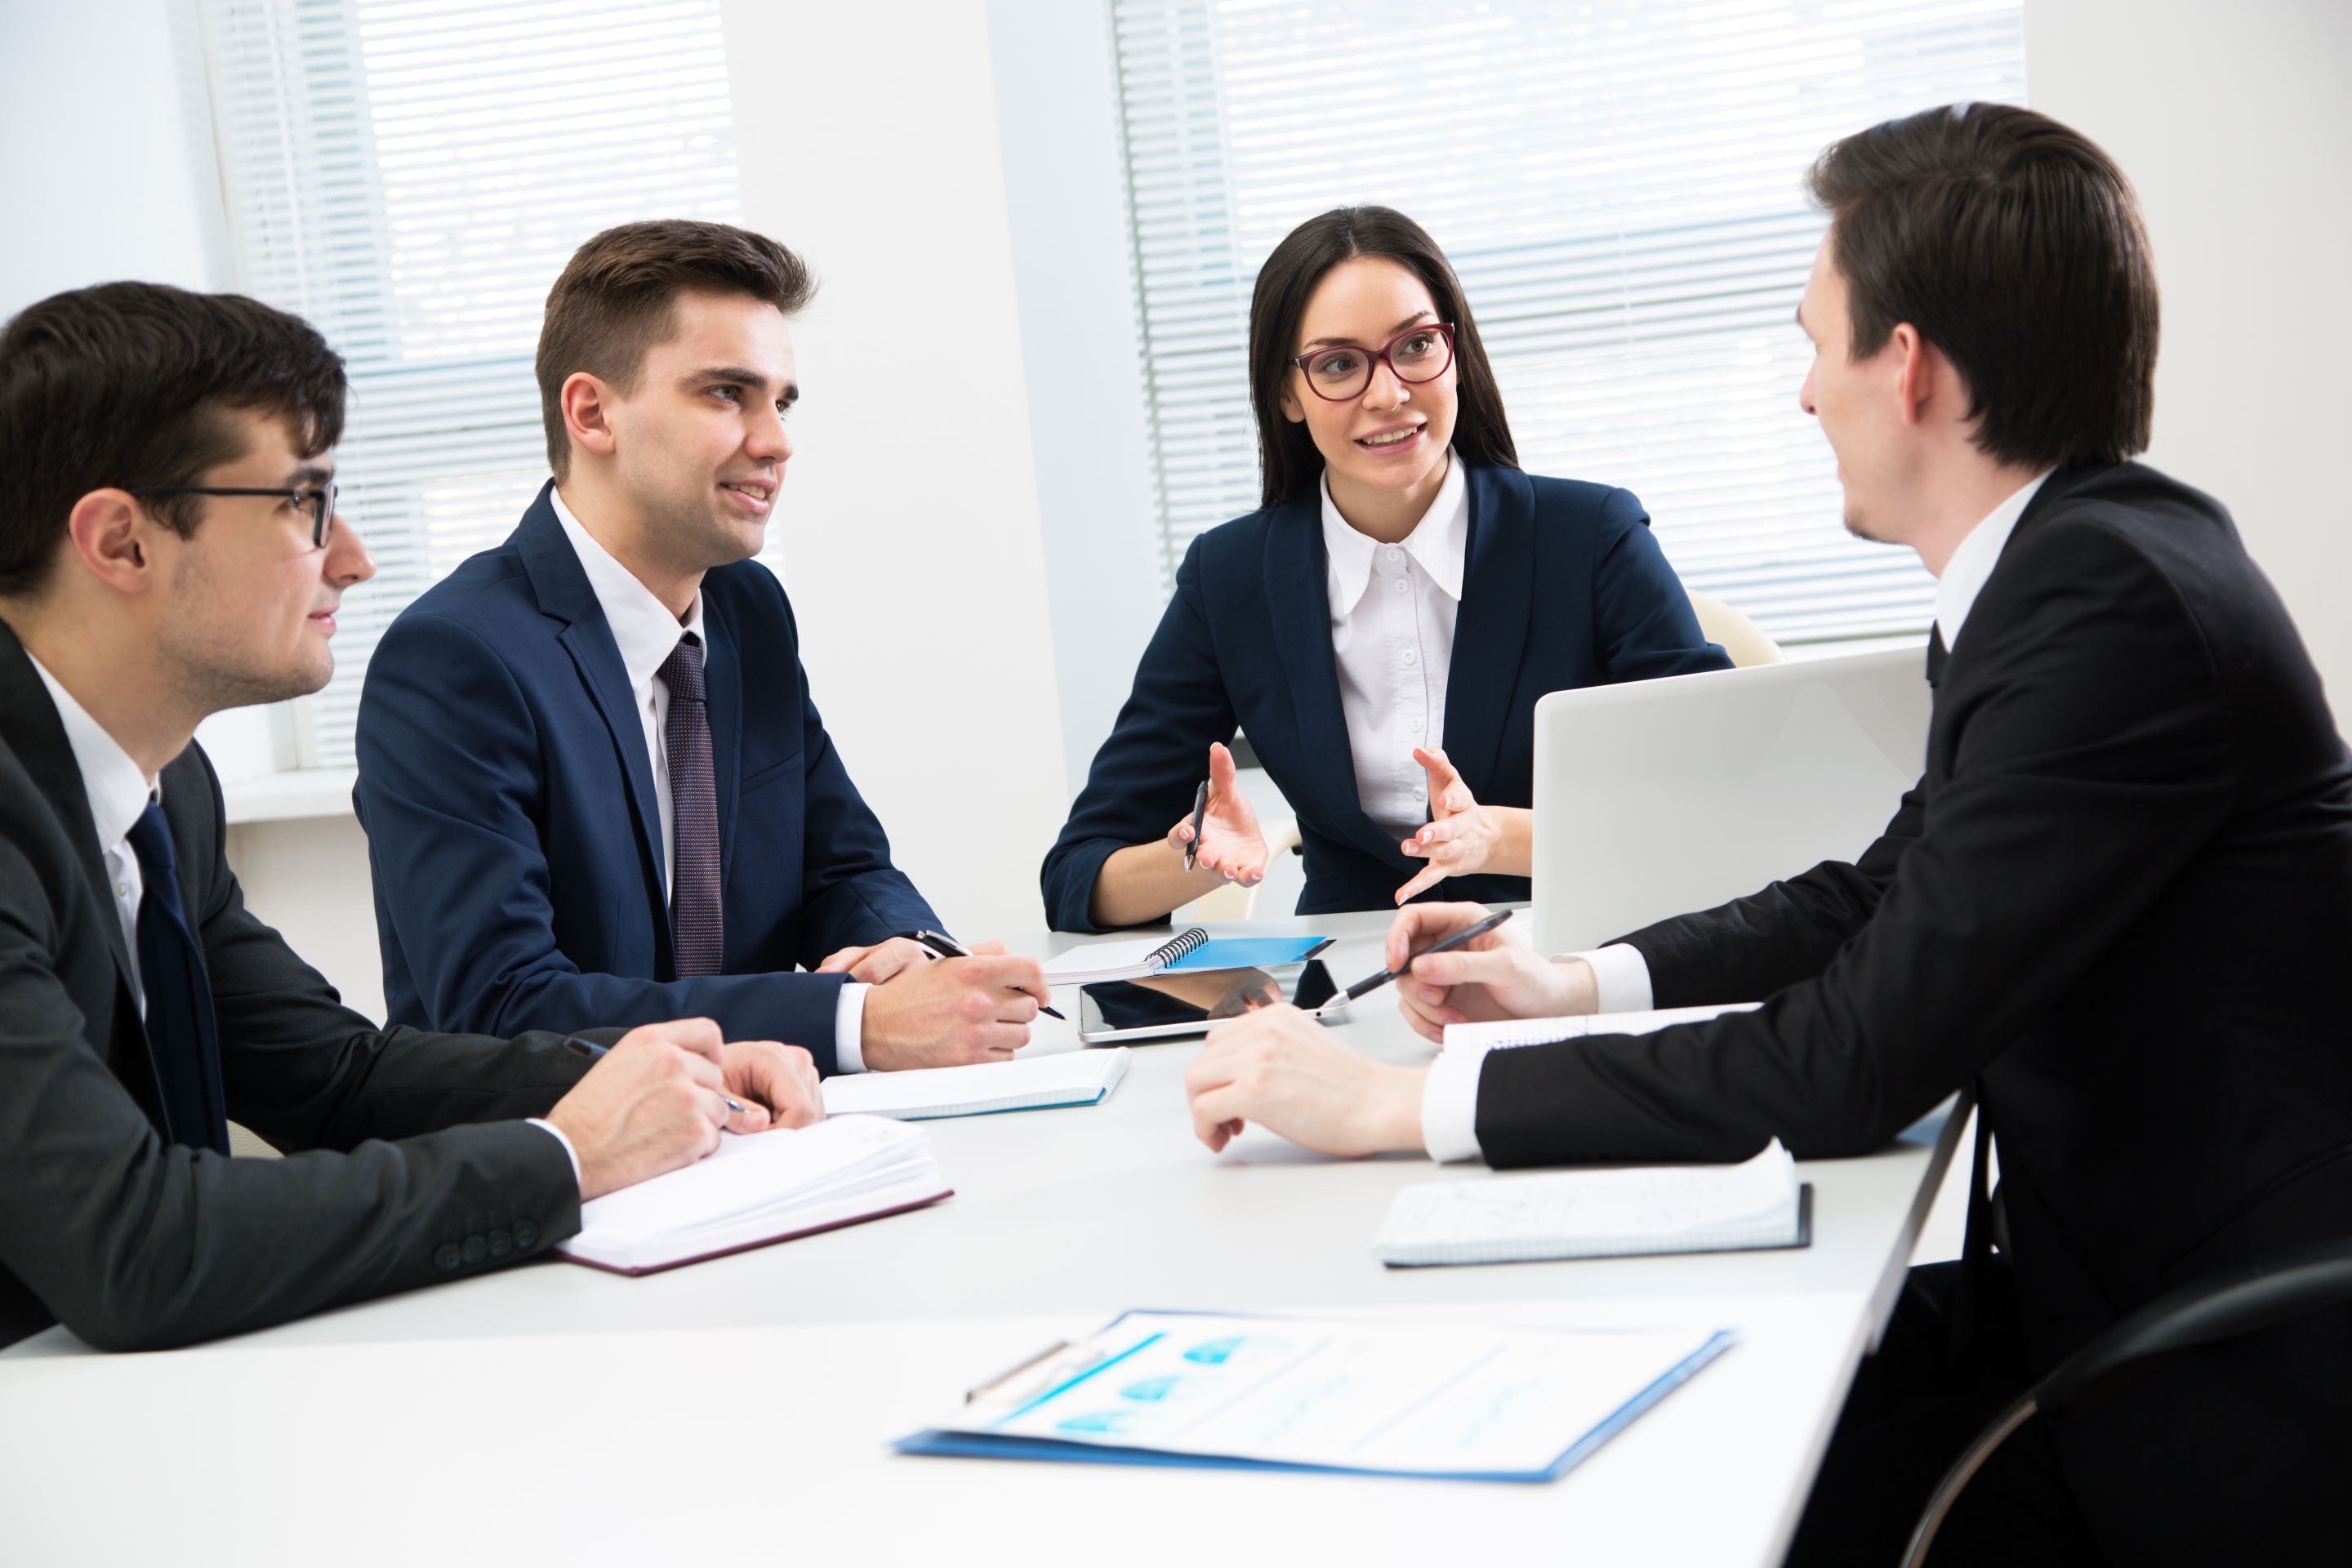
[356,220,1046,1075]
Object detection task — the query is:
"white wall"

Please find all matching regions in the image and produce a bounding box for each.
[715,0,1071,938]
[2028,0,2352,724]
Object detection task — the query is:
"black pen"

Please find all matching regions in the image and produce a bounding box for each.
[910,930,1066,1021]
[1182,778,1209,872]
[566,1035,746,1115]
[1312,907,1515,1017]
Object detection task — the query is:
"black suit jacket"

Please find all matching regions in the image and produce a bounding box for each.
[0,621,597,1352]
[1470,463,2352,1561]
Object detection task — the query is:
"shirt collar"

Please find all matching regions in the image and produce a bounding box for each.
[24,652,157,855]
[1320,452,1470,614]
[550,484,707,687]
[1934,467,2057,651]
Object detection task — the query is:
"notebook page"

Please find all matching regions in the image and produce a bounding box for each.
[1442,1001,1761,1054]
[569,1116,928,1247]
[822,1049,1129,1118]
[1377,1140,1798,1263]
[1040,930,1204,983]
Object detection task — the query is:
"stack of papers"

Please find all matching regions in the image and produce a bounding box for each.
[555,1116,950,1276]
[821,1049,1131,1120]
[898,1309,1734,1481]
[1375,1140,1809,1267]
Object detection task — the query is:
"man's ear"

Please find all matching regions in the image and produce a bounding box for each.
[1889,322,1934,428]
[562,372,621,463]
[62,489,163,598]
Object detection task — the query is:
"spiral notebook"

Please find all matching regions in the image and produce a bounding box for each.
[1040,929,1328,985]
[1374,1140,1811,1267]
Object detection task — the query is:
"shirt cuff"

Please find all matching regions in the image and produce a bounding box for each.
[1419,1051,1487,1164]
[832,982,871,1073]
[527,1118,581,1188]
[1563,943,1653,1013]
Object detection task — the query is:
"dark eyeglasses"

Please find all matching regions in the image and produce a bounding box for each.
[127,484,340,549]
[1289,323,1456,403]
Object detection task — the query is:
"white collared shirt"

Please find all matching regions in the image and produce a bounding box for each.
[548,487,871,1071]
[27,655,157,1014]
[1418,468,2057,1164]
[1321,453,1468,841]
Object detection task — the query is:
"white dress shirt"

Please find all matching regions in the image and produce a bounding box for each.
[1419,468,2058,1163]
[28,656,156,1014]
[27,653,586,1172]
[1321,453,1468,842]
[550,488,871,1071]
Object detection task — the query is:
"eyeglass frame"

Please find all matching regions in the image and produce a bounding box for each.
[124,483,340,550]
[1286,322,1457,403]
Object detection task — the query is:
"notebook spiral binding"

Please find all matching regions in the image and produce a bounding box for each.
[1149,927,1209,966]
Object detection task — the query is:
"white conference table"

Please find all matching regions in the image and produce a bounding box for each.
[0,908,1965,1568]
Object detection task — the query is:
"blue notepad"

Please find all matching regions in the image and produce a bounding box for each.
[1161,936,1330,972]
[897,1309,1734,1482]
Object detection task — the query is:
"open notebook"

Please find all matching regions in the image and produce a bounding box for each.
[821,1049,1130,1120]
[555,1116,950,1276]
[1041,929,1329,985]
[1375,1140,1810,1267]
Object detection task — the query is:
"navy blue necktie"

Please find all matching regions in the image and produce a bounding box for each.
[1927,623,1949,688]
[660,632,724,978]
[125,801,229,1155]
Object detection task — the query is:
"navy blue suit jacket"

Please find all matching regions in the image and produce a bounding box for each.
[1042,464,1728,928]
[354,485,938,1072]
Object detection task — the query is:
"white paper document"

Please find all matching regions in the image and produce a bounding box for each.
[899,1310,1733,1481]
[1442,1000,1762,1054]
[1375,1139,1806,1267]
[821,1048,1130,1120]
[555,1115,949,1275]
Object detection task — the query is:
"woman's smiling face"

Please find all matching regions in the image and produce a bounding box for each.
[1280,256,1458,509]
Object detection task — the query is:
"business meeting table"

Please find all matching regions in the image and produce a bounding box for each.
[0,907,1967,1567]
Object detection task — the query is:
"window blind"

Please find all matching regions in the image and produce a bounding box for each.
[1108,0,2027,644]
[194,0,742,767]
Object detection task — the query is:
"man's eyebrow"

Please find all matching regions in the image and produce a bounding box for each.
[287,462,335,488]
[1302,310,1436,351]
[684,366,800,403]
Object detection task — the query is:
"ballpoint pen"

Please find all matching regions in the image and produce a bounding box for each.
[910,929,1067,1020]
[567,1035,746,1114]
[1182,778,1209,873]
[1307,907,1514,1018]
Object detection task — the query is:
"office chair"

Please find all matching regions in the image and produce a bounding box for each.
[1686,589,1783,667]
[1902,1238,2352,1566]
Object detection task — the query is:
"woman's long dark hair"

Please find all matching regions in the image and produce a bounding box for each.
[1248,206,1518,511]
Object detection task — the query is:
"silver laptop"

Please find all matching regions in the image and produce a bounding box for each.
[1530,648,1934,956]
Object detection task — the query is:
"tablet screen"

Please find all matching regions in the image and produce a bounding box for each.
[1079,960,1338,1042]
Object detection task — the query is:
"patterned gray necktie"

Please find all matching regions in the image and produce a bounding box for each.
[659,632,724,977]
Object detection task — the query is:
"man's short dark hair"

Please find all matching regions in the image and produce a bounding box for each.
[1806,102,2158,469]
[536,220,817,480]
[0,283,347,598]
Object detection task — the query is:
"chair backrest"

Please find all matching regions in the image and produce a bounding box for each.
[1530,648,1931,954]
[1686,590,1784,668]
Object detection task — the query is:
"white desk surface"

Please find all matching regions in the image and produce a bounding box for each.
[0,909,1963,1568]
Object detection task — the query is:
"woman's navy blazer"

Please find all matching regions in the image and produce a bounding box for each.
[1041,463,1731,929]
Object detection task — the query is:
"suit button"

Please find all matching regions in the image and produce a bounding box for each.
[514,1220,541,1250]
[461,1235,488,1265]
[488,1229,514,1259]
[434,1243,461,1273]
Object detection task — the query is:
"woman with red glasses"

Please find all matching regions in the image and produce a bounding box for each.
[1042,206,1729,930]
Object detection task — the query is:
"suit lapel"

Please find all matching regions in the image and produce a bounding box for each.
[514,486,673,907]
[1263,488,1390,857]
[1441,464,1536,802]
[0,621,139,994]
[702,588,744,880]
